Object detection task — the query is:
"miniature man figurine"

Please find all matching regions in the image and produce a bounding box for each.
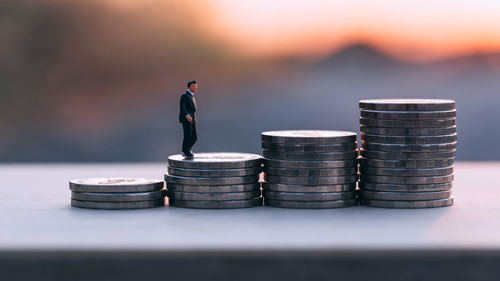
[179,80,198,158]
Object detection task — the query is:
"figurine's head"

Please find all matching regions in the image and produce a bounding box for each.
[187,80,198,93]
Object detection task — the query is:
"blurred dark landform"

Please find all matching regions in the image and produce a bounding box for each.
[1,0,499,161]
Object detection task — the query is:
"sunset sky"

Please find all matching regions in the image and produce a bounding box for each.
[94,0,500,61]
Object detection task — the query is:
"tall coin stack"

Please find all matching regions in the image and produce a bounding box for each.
[358,99,456,208]
[165,153,263,209]
[70,178,166,209]
[261,130,358,209]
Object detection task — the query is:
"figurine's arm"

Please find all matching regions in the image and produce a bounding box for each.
[180,95,192,122]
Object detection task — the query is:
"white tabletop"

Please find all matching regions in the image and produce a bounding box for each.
[1,162,498,250]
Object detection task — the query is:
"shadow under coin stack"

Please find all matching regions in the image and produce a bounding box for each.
[261,130,358,209]
[165,153,263,209]
[70,178,166,209]
[358,99,456,208]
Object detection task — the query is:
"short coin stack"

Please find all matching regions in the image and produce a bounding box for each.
[165,152,263,209]
[70,177,166,209]
[358,99,456,208]
[261,130,358,209]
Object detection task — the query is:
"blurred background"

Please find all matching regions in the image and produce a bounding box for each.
[1,0,499,162]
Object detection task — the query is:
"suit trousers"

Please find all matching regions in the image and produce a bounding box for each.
[181,121,197,153]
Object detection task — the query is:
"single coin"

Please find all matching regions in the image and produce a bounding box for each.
[266,175,358,185]
[360,174,453,184]
[360,109,456,120]
[359,166,453,176]
[261,130,357,144]
[261,142,357,152]
[359,182,452,192]
[360,126,456,136]
[360,197,454,208]
[263,158,357,169]
[71,190,166,202]
[167,152,262,169]
[263,166,357,177]
[165,174,258,185]
[166,190,260,201]
[262,182,355,193]
[359,99,455,111]
[361,142,457,152]
[359,190,452,201]
[358,157,454,169]
[263,150,358,161]
[168,197,263,209]
[360,149,455,160]
[263,190,355,201]
[166,183,260,193]
[69,177,164,193]
[265,199,356,209]
[360,118,455,128]
[71,199,164,210]
[167,166,262,177]
[361,133,458,144]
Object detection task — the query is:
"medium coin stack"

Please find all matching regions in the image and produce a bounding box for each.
[165,152,263,209]
[261,130,358,209]
[70,177,166,209]
[358,99,456,208]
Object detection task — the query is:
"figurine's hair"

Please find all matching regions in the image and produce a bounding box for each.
[187,80,197,88]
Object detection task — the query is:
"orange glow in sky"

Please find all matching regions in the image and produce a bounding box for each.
[209,0,500,61]
[105,0,500,62]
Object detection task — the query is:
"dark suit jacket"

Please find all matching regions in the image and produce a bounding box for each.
[179,91,197,124]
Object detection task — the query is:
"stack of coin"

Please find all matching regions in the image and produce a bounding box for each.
[165,153,263,209]
[261,130,358,209]
[70,177,166,209]
[358,99,456,208]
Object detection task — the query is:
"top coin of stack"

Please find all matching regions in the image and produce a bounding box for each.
[165,152,263,209]
[261,130,358,209]
[69,177,166,210]
[358,99,456,208]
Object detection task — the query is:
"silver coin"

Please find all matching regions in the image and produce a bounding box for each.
[263,190,355,201]
[261,130,357,144]
[359,190,452,201]
[359,166,453,176]
[359,182,452,192]
[360,109,456,120]
[359,99,455,111]
[167,190,260,201]
[167,152,262,169]
[167,166,262,177]
[266,175,358,185]
[360,149,455,160]
[361,133,458,144]
[263,166,357,177]
[71,199,164,210]
[262,182,356,193]
[360,126,457,136]
[261,142,357,152]
[168,197,263,209]
[165,174,259,185]
[166,183,260,193]
[360,174,453,184]
[263,150,358,161]
[69,177,164,193]
[358,157,454,168]
[360,197,454,208]
[263,158,357,169]
[361,142,457,152]
[360,118,456,128]
[265,198,356,209]
[71,190,166,202]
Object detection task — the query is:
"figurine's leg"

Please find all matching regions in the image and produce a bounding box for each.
[181,122,191,154]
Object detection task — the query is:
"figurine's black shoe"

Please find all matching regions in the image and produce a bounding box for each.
[182,151,194,159]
